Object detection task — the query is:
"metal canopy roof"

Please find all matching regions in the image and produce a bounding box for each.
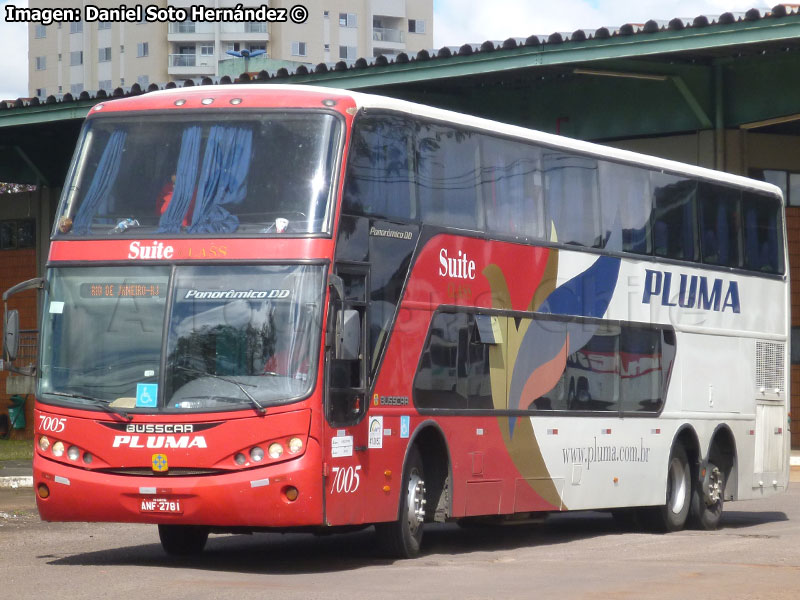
[3,7,800,184]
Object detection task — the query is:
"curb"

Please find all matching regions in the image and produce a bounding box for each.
[0,476,33,489]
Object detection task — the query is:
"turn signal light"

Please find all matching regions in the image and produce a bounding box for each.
[37,483,50,499]
[284,486,299,502]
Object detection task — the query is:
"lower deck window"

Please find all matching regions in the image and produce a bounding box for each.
[413,311,675,415]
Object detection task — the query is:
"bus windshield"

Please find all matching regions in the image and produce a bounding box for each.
[39,264,325,413]
[55,111,341,237]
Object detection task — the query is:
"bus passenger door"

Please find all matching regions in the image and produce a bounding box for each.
[324,266,370,525]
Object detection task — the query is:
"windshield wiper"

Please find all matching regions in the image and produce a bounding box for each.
[175,366,266,415]
[48,391,132,421]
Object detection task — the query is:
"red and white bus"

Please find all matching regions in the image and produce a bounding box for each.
[4,85,789,558]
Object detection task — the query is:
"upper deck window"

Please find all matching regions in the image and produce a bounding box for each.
[56,111,341,238]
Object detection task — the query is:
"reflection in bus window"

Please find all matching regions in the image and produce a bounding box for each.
[343,115,415,221]
[599,162,651,254]
[481,136,545,239]
[544,153,602,247]
[418,123,483,231]
[698,183,741,268]
[742,192,783,274]
[652,173,697,261]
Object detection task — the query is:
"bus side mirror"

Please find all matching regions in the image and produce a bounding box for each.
[4,309,19,362]
[335,309,360,361]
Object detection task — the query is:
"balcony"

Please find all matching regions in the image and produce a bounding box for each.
[168,53,216,76]
[373,27,405,43]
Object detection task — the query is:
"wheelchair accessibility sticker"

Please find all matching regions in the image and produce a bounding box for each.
[136,383,158,408]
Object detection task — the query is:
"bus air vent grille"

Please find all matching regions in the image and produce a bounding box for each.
[99,468,223,477]
[755,340,785,393]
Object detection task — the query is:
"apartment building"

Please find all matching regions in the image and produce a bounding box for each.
[28,0,433,99]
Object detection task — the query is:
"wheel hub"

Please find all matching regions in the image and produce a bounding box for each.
[406,472,426,534]
[706,466,723,506]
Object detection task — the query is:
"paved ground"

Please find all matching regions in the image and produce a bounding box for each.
[2,472,800,599]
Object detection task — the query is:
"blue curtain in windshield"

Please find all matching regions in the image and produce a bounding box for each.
[71,130,127,234]
[188,126,253,233]
[158,126,202,233]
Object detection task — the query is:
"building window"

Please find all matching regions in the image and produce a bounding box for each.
[226,42,241,52]
[58,85,62,94]
[35,56,46,70]
[70,83,84,96]
[750,169,800,206]
[35,88,45,98]
[57,53,62,62]
[98,21,111,30]
[245,22,267,33]
[339,13,357,27]
[70,21,83,34]
[137,42,149,57]
[70,50,83,66]
[324,43,330,52]
[120,45,125,53]
[339,46,357,60]
[409,19,426,33]
[137,75,149,88]
[0,220,36,250]
[120,78,125,86]
[34,24,46,38]
[324,10,329,17]
[291,41,307,56]
[248,44,266,52]
[98,47,112,62]
[200,45,214,56]
[98,80,112,92]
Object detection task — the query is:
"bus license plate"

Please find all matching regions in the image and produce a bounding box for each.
[140,498,182,514]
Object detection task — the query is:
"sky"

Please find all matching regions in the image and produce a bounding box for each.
[0,0,775,101]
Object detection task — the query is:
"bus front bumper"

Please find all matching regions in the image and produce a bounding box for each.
[33,440,323,527]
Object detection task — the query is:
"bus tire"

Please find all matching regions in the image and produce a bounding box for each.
[158,524,209,556]
[689,462,724,530]
[375,446,426,558]
[645,444,691,532]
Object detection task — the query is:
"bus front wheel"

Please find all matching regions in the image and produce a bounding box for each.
[158,524,210,556]
[375,446,426,558]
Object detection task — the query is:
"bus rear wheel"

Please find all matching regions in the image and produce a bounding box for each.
[158,524,209,556]
[644,444,691,532]
[689,462,724,530]
[375,446,426,558]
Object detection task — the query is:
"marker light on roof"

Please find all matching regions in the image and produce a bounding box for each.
[201,98,214,105]
[174,99,186,106]
[230,98,242,105]
[93,104,104,111]
[322,99,337,107]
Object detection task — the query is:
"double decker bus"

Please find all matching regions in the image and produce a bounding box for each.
[4,85,788,558]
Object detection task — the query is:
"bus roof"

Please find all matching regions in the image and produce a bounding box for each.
[97,83,784,202]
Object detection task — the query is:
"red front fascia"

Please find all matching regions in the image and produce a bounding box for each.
[48,237,334,262]
[34,404,326,526]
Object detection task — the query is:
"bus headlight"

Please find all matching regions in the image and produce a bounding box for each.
[288,437,303,454]
[38,436,50,452]
[250,447,265,462]
[268,443,284,459]
[67,446,80,461]
[52,441,65,457]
